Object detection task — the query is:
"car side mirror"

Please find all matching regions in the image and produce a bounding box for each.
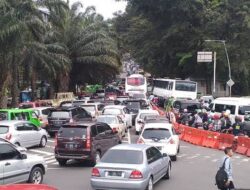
[162,153,168,157]
[20,153,27,159]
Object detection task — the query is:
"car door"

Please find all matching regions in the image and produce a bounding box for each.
[103,123,119,147]
[0,158,3,184]
[0,144,29,184]
[23,123,41,147]
[95,124,112,154]
[151,147,168,180]
[15,123,30,147]
[146,147,165,182]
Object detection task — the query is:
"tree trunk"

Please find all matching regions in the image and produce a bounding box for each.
[31,70,37,101]
[57,72,69,92]
[11,54,19,107]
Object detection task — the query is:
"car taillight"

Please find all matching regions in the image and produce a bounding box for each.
[130,170,143,179]
[86,128,91,150]
[137,138,144,144]
[5,133,12,140]
[169,138,175,144]
[92,168,100,177]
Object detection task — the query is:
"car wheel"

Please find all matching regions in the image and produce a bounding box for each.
[146,177,153,190]
[57,159,67,166]
[163,164,171,180]
[28,167,43,184]
[39,136,47,147]
[170,155,177,161]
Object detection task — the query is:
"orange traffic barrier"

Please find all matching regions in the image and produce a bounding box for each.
[178,124,186,140]
[218,133,234,150]
[245,138,250,157]
[235,136,248,155]
[201,131,220,149]
[183,127,196,143]
[192,129,207,146]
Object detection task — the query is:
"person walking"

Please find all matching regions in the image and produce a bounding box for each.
[218,147,235,190]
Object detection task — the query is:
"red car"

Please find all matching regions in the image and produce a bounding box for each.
[0,184,58,190]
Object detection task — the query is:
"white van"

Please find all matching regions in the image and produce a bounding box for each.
[209,97,250,121]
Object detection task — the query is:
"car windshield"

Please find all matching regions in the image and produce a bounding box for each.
[0,126,9,134]
[58,127,87,138]
[142,128,171,140]
[103,108,122,115]
[238,106,250,115]
[101,149,143,164]
[97,117,117,124]
[0,112,8,120]
[125,102,141,109]
[140,113,158,119]
[175,81,196,92]
[81,105,95,112]
[50,111,70,118]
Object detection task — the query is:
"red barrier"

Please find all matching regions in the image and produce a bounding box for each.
[201,131,220,149]
[245,138,250,157]
[218,133,234,150]
[235,136,248,155]
[150,103,165,116]
[192,129,206,146]
[182,127,193,143]
[178,124,186,140]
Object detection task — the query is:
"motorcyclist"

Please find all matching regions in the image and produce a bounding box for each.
[243,115,250,137]
[179,108,190,125]
[231,116,243,136]
[220,111,232,133]
[192,109,203,128]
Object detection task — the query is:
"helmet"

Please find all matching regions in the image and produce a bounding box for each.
[183,109,188,113]
[235,115,242,122]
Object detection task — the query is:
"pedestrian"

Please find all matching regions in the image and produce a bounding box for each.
[217,147,235,190]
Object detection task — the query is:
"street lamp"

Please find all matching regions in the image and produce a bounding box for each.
[204,40,233,97]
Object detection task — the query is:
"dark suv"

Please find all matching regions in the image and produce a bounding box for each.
[54,122,120,166]
[47,107,92,136]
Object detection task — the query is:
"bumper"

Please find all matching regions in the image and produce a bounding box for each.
[55,149,92,160]
[161,145,178,156]
[91,177,148,190]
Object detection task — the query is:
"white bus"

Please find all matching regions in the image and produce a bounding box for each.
[125,74,147,95]
[152,78,197,100]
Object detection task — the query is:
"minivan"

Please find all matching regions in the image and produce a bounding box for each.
[54,122,120,166]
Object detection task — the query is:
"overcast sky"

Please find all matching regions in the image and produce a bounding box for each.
[69,0,127,19]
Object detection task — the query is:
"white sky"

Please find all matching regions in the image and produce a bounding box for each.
[69,0,127,19]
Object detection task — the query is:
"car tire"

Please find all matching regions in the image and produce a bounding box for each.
[57,159,67,166]
[146,177,153,190]
[170,155,177,161]
[39,136,47,147]
[28,167,43,184]
[163,164,171,180]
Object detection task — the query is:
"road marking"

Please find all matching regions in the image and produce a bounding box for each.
[46,159,58,164]
[48,139,55,143]
[204,155,211,159]
[177,154,187,158]
[45,156,55,161]
[28,149,54,156]
[187,155,200,159]
[241,158,249,162]
[180,145,189,148]
[212,159,219,162]
[46,145,54,149]
[128,128,131,144]
[47,168,64,170]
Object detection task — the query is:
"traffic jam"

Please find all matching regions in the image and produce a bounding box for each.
[0,74,250,189]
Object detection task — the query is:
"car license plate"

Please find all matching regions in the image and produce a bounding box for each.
[106,171,123,177]
[66,144,75,149]
[54,121,62,125]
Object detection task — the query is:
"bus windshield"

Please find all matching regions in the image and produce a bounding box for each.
[175,81,196,92]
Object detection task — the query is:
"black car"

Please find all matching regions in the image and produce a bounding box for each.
[55,122,120,166]
[47,107,92,136]
[122,99,148,125]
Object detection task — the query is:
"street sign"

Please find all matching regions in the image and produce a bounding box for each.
[227,79,235,87]
[197,52,213,62]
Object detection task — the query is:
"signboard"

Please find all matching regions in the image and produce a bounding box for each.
[197,52,213,62]
[227,79,235,87]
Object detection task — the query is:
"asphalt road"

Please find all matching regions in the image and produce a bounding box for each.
[27,128,250,190]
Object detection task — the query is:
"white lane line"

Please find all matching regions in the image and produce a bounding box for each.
[45,156,55,161]
[180,145,189,148]
[128,128,131,144]
[28,149,54,156]
[177,154,187,158]
[204,156,211,159]
[46,145,54,149]
[241,158,249,162]
[212,159,219,162]
[48,139,55,143]
[187,155,200,159]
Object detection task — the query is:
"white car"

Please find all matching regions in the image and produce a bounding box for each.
[137,122,180,161]
[96,115,126,140]
[32,107,51,128]
[80,103,105,118]
[102,105,132,128]
[0,140,47,184]
[0,121,48,148]
[135,109,159,135]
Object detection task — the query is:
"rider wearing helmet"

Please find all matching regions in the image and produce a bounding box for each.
[231,116,243,136]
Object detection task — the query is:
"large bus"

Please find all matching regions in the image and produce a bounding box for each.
[125,74,147,95]
[152,78,197,100]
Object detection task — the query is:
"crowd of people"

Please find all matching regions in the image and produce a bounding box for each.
[178,109,250,137]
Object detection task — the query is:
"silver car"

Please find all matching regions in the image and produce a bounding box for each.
[0,121,48,148]
[0,140,47,184]
[90,144,171,190]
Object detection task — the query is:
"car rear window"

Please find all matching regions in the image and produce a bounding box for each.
[0,126,9,134]
[142,128,171,140]
[97,117,117,124]
[50,111,70,118]
[101,149,143,164]
[103,108,122,115]
[140,113,158,119]
[58,127,87,138]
